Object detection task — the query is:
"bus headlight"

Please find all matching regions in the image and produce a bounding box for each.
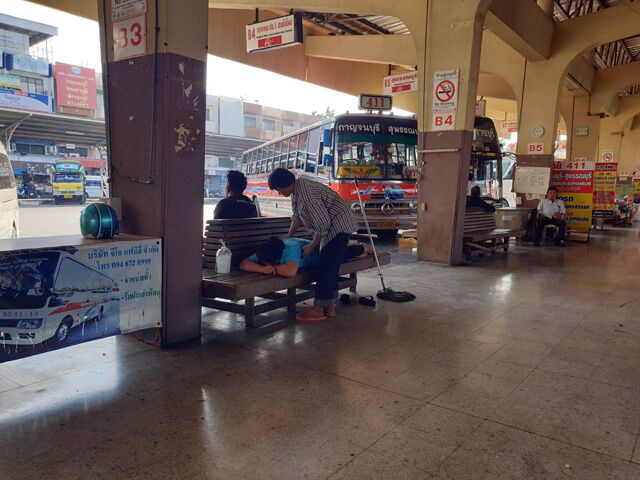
[17,319,43,329]
[351,203,362,214]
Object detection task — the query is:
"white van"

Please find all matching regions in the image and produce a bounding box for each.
[85,175,105,199]
[0,250,119,346]
[0,141,19,239]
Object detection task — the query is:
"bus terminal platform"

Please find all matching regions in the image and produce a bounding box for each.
[1,226,639,479]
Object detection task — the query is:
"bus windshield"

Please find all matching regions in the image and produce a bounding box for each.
[54,173,82,183]
[334,117,418,180]
[0,253,59,309]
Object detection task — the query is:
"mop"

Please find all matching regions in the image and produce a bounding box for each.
[353,177,416,302]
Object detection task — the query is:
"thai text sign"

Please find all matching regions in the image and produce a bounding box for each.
[551,159,595,232]
[54,63,97,111]
[246,14,303,53]
[592,163,617,218]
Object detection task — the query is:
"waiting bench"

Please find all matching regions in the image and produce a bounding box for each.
[201,217,390,328]
[463,208,524,258]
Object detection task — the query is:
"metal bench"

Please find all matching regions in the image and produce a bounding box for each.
[463,208,524,258]
[201,217,390,327]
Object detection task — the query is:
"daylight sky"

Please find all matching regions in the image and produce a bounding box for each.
[0,0,402,115]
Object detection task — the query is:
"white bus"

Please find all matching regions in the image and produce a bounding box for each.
[0,141,19,239]
[0,251,119,346]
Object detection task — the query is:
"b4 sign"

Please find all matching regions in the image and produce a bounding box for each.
[527,143,544,154]
[432,112,455,131]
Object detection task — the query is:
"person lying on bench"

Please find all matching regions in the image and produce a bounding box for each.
[214,170,258,219]
[466,185,496,212]
[534,186,567,247]
[239,236,373,278]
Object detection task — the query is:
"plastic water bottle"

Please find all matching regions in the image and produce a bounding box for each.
[216,240,232,274]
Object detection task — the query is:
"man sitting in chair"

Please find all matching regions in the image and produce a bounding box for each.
[534,186,567,247]
[240,236,372,278]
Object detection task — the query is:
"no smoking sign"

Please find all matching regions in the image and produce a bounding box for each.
[432,69,459,112]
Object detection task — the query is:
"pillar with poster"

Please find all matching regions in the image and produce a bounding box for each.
[550,159,595,239]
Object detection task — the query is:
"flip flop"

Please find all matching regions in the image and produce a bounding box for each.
[358,296,376,307]
[296,310,327,322]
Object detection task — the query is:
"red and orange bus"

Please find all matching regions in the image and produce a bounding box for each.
[241,113,419,239]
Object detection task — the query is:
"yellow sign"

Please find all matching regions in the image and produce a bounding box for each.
[337,165,382,177]
[593,163,617,217]
[562,192,594,232]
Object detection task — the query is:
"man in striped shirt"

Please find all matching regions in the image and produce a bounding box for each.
[268,168,358,321]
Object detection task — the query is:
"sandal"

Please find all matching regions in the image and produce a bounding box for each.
[325,304,336,317]
[358,296,376,307]
[296,309,326,322]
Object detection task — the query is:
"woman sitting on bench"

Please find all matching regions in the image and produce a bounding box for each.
[239,236,372,278]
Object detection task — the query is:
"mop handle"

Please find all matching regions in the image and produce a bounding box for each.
[353,177,387,290]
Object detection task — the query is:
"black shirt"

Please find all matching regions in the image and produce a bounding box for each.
[214,195,258,219]
[466,195,496,213]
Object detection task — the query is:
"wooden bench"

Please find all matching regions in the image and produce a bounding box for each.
[463,208,524,258]
[202,217,390,328]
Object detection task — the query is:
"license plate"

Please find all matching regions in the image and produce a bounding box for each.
[377,220,396,228]
[64,194,72,199]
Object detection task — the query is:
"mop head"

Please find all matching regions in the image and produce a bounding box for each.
[377,288,416,303]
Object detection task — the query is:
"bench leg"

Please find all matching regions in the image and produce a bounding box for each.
[245,297,256,327]
[287,288,297,314]
[349,272,357,293]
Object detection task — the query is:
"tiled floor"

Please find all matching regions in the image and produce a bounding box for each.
[1,225,640,479]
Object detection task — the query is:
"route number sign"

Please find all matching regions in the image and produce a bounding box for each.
[358,94,392,111]
[432,112,456,131]
[527,143,544,154]
[113,14,146,60]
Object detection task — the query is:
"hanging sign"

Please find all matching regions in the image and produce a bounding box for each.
[112,0,147,21]
[551,159,595,232]
[592,162,617,218]
[113,14,146,61]
[432,69,459,112]
[502,120,518,133]
[383,71,418,95]
[246,14,303,53]
[358,94,392,111]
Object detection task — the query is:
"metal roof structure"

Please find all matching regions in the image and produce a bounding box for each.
[0,12,58,46]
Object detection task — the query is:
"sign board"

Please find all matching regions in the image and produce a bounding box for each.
[432,69,458,112]
[527,143,544,154]
[0,88,51,113]
[113,14,146,60]
[475,99,486,117]
[358,94,392,111]
[0,74,22,91]
[514,166,551,195]
[383,71,418,95]
[432,112,455,131]
[11,54,50,76]
[502,120,518,133]
[592,162,617,218]
[54,63,97,111]
[246,14,303,53]
[600,149,614,163]
[575,125,589,137]
[112,0,147,21]
[551,159,595,232]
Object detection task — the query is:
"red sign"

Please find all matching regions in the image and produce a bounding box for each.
[54,63,97,111]
[435,80,455,102]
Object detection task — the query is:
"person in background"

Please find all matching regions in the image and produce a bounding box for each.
[240,236,372,277]
[466,185,496,212]
[268,168,358,321]
[213,170,258,220]
[534,186,567,247]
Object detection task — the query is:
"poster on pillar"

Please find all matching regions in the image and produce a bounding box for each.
[432,69,459,112]
[0,237,162,363]
[592,163,618,218]
[551,159,595,232]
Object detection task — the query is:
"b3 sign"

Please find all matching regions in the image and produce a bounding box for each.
[527,143,544,154]
[432,112,455,131]
[113,14,146,60]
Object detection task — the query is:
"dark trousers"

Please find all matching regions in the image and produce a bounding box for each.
[315,233,350,307]
[535,216,567,244]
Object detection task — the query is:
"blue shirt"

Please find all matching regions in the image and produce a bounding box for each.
[249,238,320,269]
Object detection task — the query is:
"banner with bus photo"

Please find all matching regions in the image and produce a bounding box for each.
[551,159,595,233]
[0,238,162,363]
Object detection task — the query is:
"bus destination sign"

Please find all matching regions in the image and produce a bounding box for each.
[246,14,303,53]
[359,94,392,111]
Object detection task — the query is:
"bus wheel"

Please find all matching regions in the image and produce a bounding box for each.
[54,317,73,344]
[375,230,398,240]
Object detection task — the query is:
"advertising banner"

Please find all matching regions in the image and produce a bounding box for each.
[0,74,22,90]
[0,88,51,113]
[54,62,97,111]
[551,159,595,232]
[593,163,617,218]
[0,237,162,363]
[11,53,50,76]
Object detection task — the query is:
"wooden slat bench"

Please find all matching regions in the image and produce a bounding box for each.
[202,217,390,327]
[463,208,524,258]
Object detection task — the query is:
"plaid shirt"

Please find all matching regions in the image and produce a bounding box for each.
[291,177,357,249]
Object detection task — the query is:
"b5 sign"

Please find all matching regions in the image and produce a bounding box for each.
[527,143,544,154]
[432,112,455,131]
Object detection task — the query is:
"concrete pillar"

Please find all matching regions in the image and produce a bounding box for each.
[98,0,208,344]
[567,96,601,162]
[619,125,640,174]
[413,0,489,265]
[537,0,555,17]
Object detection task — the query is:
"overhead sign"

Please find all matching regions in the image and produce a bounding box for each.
[246,14,303,53]
[432,112,455,131]
[600,149,614,163]
[593,162,617,218]
[527,143,544,154]
[358,94,392,111]
[54,63,97,112]
[551,159,596,233]
[383,71,418,95]
[112,0,147,21]
[432,69,459,112]
[475,99,486,117]
[113,14,146,60]
[502,120,518,133]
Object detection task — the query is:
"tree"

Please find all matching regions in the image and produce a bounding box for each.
[311,107,336,120]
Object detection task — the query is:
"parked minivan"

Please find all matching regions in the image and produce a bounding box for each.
[85,175,105,198]
[0,141,19,239]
